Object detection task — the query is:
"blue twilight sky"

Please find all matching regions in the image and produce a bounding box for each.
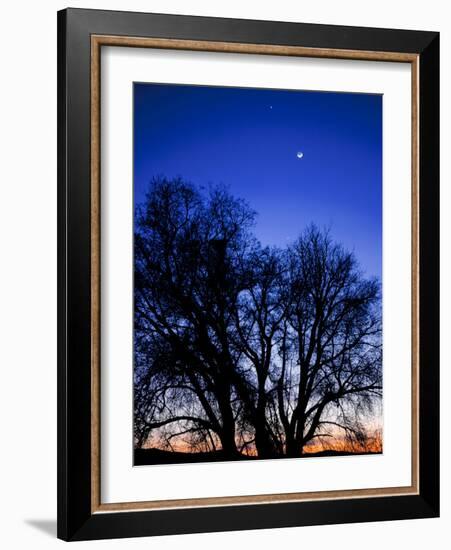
[134,83,382,279]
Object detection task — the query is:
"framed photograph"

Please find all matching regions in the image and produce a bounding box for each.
[57,8,439,541]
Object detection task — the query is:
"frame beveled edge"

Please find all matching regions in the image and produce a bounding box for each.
[58,8,439,541]
[90,35,419,514]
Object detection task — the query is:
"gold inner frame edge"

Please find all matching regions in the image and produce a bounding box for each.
[90,35,420,514]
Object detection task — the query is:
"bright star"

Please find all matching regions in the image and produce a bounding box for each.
[297,151,304,159]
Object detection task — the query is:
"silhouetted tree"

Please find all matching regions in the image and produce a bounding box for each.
[231,246,286,457]
[134,177,256,456]
[276,226,382,456]
[134,177,382,459]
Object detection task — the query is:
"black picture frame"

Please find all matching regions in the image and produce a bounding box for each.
[57,7,439,541]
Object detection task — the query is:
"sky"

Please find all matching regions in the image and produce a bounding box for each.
[134,83,382,279]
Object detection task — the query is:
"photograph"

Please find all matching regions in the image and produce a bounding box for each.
[133,83,383,466]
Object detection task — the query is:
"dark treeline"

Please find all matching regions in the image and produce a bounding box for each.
[134,177,382,460]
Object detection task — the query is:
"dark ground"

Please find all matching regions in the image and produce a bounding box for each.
[134,447,381,466]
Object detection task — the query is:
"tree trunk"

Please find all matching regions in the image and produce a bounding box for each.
[217,386,239,458]
[219,417,239,457]
[254,421,275,458]
[285,437,302,458]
